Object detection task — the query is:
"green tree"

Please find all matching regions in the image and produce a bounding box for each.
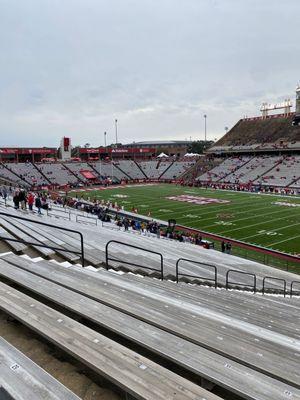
[187,140,214,154]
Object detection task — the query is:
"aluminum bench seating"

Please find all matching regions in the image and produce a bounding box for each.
[1,253,299,390]
[0,280,220,400]
[0,205,298,291]
[0,337,80,400]
[0,257,298,400]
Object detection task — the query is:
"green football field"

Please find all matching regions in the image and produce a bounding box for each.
[70,183,300,259]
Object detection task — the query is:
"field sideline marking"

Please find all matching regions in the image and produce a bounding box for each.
[196,187,300,200]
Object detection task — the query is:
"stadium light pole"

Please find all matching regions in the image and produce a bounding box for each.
[104,131,107,148]
[115,119,118,145]
[204,114,207,142]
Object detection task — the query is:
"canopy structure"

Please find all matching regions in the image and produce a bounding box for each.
[157,152,169,158]
[184,152,200,157]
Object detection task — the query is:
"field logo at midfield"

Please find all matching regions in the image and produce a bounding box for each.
[166,195,230,205]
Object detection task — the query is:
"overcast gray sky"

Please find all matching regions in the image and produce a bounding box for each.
[0,0,299,147]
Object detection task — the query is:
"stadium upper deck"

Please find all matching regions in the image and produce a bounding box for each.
[207,113,300,154]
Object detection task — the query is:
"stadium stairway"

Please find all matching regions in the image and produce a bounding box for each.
[288,175,300,188]
[87,161,102,179]
[216,157,254,183]
[113,162,133,180]
[134,160,148,179]
[63,163,85,185]
[0,201,299,294]
[0,253,299,399]
[32,162,53,185]
[158,161,174,179]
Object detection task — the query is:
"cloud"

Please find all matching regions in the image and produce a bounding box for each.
[0,0,299,147]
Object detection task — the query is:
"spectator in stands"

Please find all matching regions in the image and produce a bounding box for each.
[0,187,8,203]
[135,220,141,233]
[19,189,27,210]
[141,221,146,234]
[13,190,20,209]
[156,226,161,238]
[123,218,129,231]
[225,242,232,254]
[27,192,35,211]
[35,194,42,214]
[221,241,225,253]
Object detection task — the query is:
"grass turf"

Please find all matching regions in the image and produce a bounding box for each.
[69,184,300,271]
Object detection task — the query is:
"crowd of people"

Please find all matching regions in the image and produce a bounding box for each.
[52,194,214,248]
[221,241,232,254]
[1,187,225,251]
[181,180,300,195]
[0,187,50,215]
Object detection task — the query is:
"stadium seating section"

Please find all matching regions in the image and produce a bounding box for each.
[1,114,300,191]
[210,114,300,150]
[197,154,300,188]
[0,160,197,188]
[0,199,299,399]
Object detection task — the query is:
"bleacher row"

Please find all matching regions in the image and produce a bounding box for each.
[197,155,300,188]
[1,154,299,190]
[0,202,298,291]
[0,200,299,399]
[0,160,196,188]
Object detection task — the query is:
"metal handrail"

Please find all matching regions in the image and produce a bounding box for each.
[175,258,217,288]
[262,276,287,297]
[290,280,300,298]
[105,240,164,280]
[76,214,98,225]
[226,270,257,293]
[47,208,71,220]
[0,212,85,267]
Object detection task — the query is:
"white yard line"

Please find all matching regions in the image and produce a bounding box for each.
[239,223,300,242]
[200,207,298,231]
[267,234,300,247]
[151,197,271,217]
[178,202,287,224]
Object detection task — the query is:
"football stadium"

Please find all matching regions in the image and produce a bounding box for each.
[1,3,300,400]
[0,88,300,400]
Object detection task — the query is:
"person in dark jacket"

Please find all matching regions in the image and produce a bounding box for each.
[19,189,27,210]
[221,241,226,253]
[35,195,42,214]
[225,242,232,254]
[13,191,20,209]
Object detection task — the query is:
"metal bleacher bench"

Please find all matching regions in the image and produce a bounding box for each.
[0,255,299,400]
[0,337,80,400]
[0,279,220,400]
